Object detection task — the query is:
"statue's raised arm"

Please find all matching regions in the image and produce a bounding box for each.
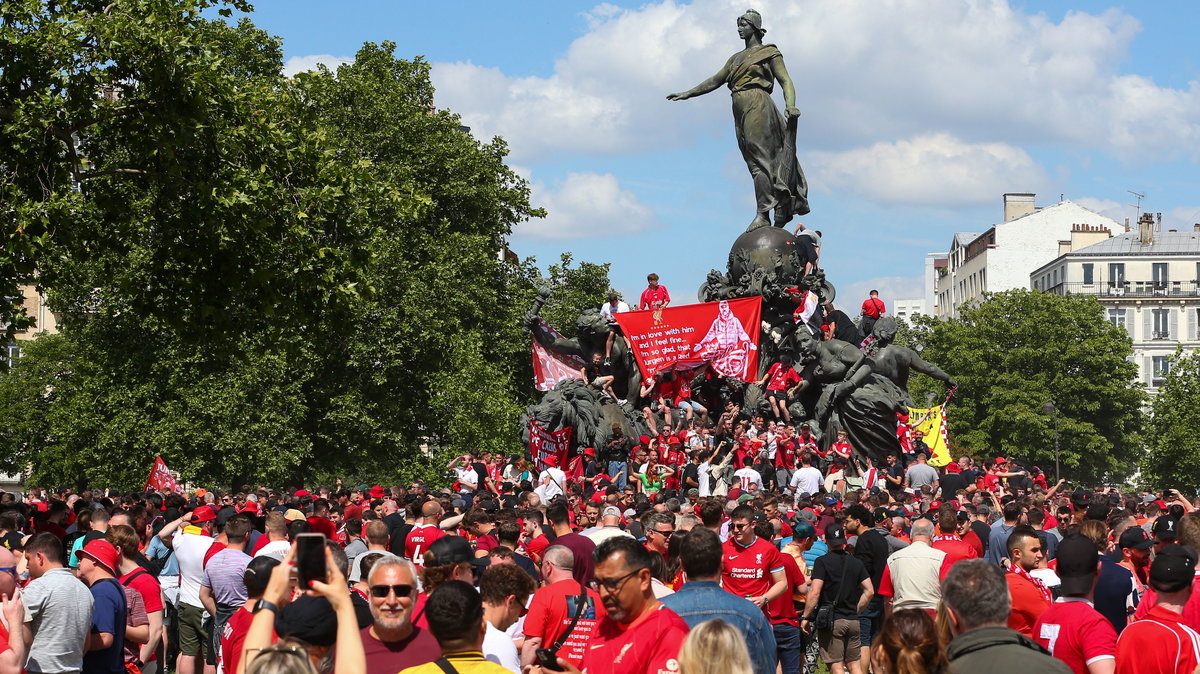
[665,9,809,231]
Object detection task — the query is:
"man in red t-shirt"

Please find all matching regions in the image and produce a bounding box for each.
[931,507,978,567]
[1006,526,1052,636]
[860,290,886,337]
[828,429,853,462]
[757,355,802,423]
[404,502,445,567]
[1033,534,1116,674]
[305,499,337,540]
[521,545,605,670]
[722,505,788,612]
[1117,545,1200,674]
[220,556,280,674]
[638,273,670,311]
[577,537,689,674]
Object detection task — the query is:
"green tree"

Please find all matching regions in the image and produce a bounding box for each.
[916,289,1144,482]
[0,22,615,490]
[2,1,396,342]
[1142,349,1200,490]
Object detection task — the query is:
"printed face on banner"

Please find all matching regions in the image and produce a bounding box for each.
[613,297,761,382]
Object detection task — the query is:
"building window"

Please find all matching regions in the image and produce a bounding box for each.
[1052,269,1058,286]
[1082,264,1094,285]
[1109,263,1125,286]
[1,343,20,368]
[1153,263,1169,286]
[1152,308,1171,340]
[1108,308,1127,330]
[1152,355,1171,386]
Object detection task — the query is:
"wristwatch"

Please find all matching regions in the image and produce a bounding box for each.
[254,600,279,614]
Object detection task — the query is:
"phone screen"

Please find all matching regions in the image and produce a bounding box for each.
[295,533,326,589]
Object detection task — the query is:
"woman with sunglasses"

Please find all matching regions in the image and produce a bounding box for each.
[634,463,674,497]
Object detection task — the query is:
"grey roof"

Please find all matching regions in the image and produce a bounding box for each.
[1066,230,1200,257]
[953,231,981,246]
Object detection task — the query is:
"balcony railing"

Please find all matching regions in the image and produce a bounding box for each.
[1045,280,1200,298]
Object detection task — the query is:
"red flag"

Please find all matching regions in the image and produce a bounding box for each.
[530,319,586,391]
[614,297,761,382]
[528,421,572,472]
[145,456,180,494]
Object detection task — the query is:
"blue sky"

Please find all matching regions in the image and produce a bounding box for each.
[234,0,1200,307]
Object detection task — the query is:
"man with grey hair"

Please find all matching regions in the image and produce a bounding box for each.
[877,518,951,616]
[361,556,439,671]
[943,560,1070,673]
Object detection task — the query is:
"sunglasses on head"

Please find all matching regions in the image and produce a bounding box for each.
[370,584,414,598]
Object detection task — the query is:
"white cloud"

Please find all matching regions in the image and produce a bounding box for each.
[429,0,1200,165]
[1074,197,1128,223]
[839,276,925,307]
[810,134,1049,207]
[1165,206,1200,231]
[516,172,657,240]
[283,54,353,77]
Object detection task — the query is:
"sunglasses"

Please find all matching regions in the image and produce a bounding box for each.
[370,584,415,598]
[730,522,750,531]
[594,570,640,593]
[652,529,675,539]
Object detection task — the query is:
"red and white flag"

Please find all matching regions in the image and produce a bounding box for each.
[144,456,180,494]
[529,421,572,472]
[530,319,586,392]
[614,297,762,382]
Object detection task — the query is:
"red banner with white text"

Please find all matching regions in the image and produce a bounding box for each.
[145,456,181,494]
[530,319,586,392]
[529,421,572,472]
[614,297,761,382]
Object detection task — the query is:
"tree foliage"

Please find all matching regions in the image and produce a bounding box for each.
[0,5,611,490]
[915,290,1144,482]
[1142,349,1200,490]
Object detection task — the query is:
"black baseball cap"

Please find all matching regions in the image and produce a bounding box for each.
[1149,544,1197,593]
[1152,516,1179,541]
[1119,527,1154,550]
[825,522,847,546]
[425,535,490,571]
[1056,534,1099,596]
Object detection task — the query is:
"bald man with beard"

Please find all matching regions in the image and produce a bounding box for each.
[0,547,27,672]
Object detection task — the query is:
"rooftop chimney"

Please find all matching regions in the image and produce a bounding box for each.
[1193,223,1200,232]
[1003,193,1036,222]
[1138,213,1155,246]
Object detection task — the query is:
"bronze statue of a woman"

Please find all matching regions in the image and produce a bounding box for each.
[667,9,810,232]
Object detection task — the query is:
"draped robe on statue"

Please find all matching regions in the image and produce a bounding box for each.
[725,44,810,219]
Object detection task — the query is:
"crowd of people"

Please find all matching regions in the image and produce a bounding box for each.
[0,448,1197,674]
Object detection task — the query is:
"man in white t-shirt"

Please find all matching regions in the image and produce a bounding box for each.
[168,505,218,674]
[536,454,567,501]
[599,292,631,365]
[447,455,479,494]
[789,453,824,502]
[734,464,764,493]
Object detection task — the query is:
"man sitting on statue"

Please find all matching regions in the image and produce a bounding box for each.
[599,291,630,366]
[581,352,621,404]
[757,354,803,423]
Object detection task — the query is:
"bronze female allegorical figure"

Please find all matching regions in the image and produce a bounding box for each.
[667,9,810,232]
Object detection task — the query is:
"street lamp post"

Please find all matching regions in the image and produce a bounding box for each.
[1042,401,1060,482]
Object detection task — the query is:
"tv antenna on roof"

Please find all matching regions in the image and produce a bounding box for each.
[1127,190,1145,223]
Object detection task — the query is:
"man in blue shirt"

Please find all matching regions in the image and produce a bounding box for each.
[76,539,127,674]
[986,501,1024,565]
[662,527,778,674]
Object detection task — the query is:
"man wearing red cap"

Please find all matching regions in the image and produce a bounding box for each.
[162,506,217,674]
[77,539,129,674]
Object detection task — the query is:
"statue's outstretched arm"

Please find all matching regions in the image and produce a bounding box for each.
[666,62,731,101]
[768,54,800,118]
[908,352,955,387]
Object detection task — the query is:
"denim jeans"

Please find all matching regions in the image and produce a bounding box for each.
[609,461,627,491]
[773,623,803,674]
[858,594,884,651]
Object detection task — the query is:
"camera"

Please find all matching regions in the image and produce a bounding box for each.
[536,648,564,672]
